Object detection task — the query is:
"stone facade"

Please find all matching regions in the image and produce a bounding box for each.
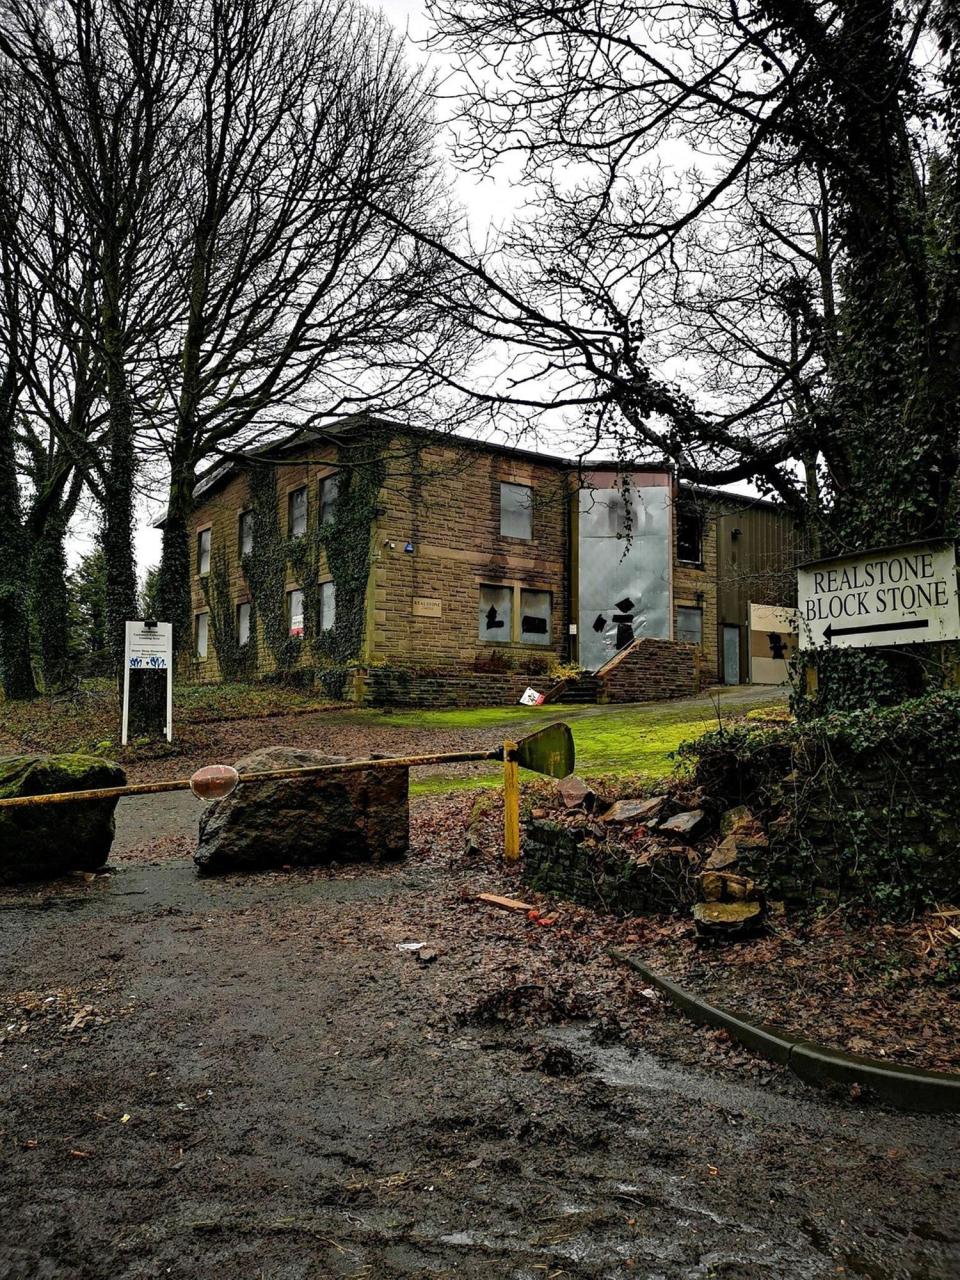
[188,443,338,684]
[596,637,701,702]
[367,438,570,670]
[180,421,797,704]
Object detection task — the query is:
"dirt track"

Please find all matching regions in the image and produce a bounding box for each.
[0,793,958,1280]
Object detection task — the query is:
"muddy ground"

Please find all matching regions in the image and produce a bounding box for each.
[0,791,958,1280]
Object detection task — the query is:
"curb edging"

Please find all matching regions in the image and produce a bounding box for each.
[608,948,960,1113]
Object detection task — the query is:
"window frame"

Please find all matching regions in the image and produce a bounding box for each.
[477,582,554,646]
[478,582,514,644]
[319,473,339,527]
[287,485,308,539]
[319,579,336,632]
[519,587,553,646]
[286,586,305,638]
[676,502,704,567]
[196,526,211,577]
[195,610,209,659]
[238,510,253,558]
[675,605,703,646]
[236,600,251,647]
[499,481,534,541]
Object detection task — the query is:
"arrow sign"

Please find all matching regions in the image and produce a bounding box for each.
[797,541,960,651]
[824,619,929,642]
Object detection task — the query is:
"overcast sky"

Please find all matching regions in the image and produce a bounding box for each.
[68,0,510,579]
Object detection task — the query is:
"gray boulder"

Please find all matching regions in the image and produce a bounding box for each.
[0,754,125,883]
[195,746,408,875]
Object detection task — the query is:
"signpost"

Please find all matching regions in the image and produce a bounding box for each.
[122,621,173,746]
[797,541,960,650]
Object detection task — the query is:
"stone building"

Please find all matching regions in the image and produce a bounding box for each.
[178,419,798,704]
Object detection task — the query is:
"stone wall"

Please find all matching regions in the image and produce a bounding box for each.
[523,818,697,915]
[362,667,541,708]
[598,637,701,702]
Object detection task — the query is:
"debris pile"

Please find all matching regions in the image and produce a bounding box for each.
[525,775,769,938]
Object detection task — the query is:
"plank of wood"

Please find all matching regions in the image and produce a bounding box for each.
[476,892,536,913]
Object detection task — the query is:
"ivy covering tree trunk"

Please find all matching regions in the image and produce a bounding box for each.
[0,398,37,700]
[29,512,71,689]
[157,449,196,654]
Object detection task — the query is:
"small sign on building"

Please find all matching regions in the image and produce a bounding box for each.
[412,596,442,619]
[748,604,798,684]
[797,541,960,650]
[122,620,173,745]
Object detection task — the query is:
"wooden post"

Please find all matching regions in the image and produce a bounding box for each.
[503,739,520,863]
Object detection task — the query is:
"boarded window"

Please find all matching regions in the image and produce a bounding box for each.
[195,611,209,658]
[237,601,251,646]
[288,486,308,538]
[320,474,339,526]
[319,580,336,631]
[238,510,253,557]
[478,584,512,642]
[287,587,304,638]
[197,527,211,576]
[500,482,533,540]
[520,589,552,645]
[677,503,703,565]
[676,606,703,645]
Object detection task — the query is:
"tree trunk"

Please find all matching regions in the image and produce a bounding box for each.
[157,449,196,655]
[101,339,139,677]
[30,512,71,689]
[0,396,37,699]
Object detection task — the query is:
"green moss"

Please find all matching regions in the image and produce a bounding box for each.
[395,691,788,795]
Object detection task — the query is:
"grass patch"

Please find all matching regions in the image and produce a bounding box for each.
[403,691,788,794]
[0,679,340,757]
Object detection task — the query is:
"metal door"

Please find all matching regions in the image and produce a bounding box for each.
[722,625,741,685]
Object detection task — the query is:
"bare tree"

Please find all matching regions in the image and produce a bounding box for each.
[0,68,38,698]
[146,0,457,652]
[0,0,191,670]
[415,0,960,546]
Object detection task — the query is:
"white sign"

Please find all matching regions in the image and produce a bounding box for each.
[797,541,960,650]
[518,687,545,706]
[122,620,173,744]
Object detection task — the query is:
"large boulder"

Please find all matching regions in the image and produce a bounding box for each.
[0,754,125,883]
[195,746,409,875]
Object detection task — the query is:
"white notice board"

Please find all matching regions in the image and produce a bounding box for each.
[122,620,173,745]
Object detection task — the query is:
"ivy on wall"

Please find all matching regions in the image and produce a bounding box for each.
[243,463,301,674]
[227,437,387,684]
[201,546,257,681]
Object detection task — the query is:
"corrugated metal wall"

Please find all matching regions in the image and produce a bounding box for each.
[715,505,799,682]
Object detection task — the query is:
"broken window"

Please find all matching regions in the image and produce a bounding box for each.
[520,589,552,646]
[196,527,211,576]
[195,611,209,658]
[500,482,533,540]
[237,601,251,646]
[676,606,703,645]
[478,584,512,642]
[288,486,308,538]
[287,587,304,638]
[238,510,253,558]
[677,503,704,565]
[320,474,339,526]
[319,580,336,632]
